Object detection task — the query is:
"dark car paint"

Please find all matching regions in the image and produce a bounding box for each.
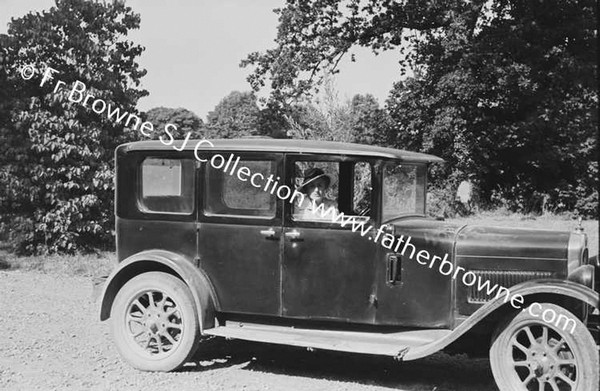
[102,140,598,346]
[375,218,460,328]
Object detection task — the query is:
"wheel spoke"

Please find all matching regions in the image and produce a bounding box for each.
[552,338,566,353]
[163,331,177,345]
[511,337,530,355]
[144,335,154,349]
[538,380,544,391]
[156,334,163,352]
[132,330,146,339]
[132,299,147,314]
[514,360,534,367]
[541,326,548,346]
[523,326,536,346]
[127,312,144,324]
[157,294,167,309]
[557,359,576,366]
[165,306,178,317]
[166,322,182,330]
[147,292,155,308]
[522,372,536,386]
[548,378,560,391]
[557,372,576,387]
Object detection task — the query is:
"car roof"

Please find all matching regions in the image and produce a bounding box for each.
[120,138,444,163]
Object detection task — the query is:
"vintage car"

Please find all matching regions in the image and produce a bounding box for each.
[99,139,599,390]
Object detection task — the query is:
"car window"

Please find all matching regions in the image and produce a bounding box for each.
[382,163,426,221]
[292,160,372,222]
[204,159,277,218]
[140,158,194,214]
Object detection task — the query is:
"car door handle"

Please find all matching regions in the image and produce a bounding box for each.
[284,230,303,242]
[259,228,278,240]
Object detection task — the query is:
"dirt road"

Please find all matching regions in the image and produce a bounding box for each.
[0,270,497,391]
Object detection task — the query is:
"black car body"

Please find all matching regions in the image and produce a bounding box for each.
[100,139,599,390]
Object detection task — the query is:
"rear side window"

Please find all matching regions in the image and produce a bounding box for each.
[205,159,277,218]
[140,158,194,214]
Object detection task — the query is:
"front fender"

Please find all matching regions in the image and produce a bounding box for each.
[98,250,218,332]
[404,279,599,360]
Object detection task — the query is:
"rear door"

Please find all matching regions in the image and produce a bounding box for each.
[196,152,283,316]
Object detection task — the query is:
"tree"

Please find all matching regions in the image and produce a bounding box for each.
[241,0,479,104]
[144,107,204,139]
[243,0,598,216]
[285,79,390,145]
[206,91,261,138]
[387,0,597,215]
[349,93,390,145]
[0,0,147,253]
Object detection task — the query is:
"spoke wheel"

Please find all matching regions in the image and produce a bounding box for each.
[490,303,599,391]
[111,272,200,371]
[126,290,183,356]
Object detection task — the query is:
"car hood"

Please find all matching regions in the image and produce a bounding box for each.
[389,218,570,261]
[455,225,570,260]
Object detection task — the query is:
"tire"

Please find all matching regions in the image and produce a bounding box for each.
[111,272,200,371]
[490,303,599,391]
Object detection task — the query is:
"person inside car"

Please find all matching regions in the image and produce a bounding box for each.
[295,167,338,220]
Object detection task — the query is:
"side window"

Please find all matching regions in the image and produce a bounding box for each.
[140,158,194,214]
[382,163,426,220]
[291,160,373,222]
[204,159,277,218]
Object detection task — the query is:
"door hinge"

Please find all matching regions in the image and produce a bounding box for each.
[195,222,201,232]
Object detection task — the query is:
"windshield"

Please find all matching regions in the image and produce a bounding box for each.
[382,162,426,221]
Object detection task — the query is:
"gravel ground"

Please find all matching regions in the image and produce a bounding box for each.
[0,270,498,391]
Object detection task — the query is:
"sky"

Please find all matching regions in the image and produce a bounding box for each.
[0,0,404,120]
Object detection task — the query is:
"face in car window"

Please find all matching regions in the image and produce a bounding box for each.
[294,165,339,221]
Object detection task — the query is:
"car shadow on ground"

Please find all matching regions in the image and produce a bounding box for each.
[181,337,498,391]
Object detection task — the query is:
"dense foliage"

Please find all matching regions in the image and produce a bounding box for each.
[242,0,598,217]
[144,107,204,139]
[0,0,147,254]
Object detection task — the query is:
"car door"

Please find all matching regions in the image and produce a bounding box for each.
[116,152,197,262]
[281,155,378,324]
[196,152,283,316]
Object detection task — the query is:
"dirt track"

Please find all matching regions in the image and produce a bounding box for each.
[0,270,498,391]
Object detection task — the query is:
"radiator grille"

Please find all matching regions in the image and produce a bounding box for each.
[467,270,554,304]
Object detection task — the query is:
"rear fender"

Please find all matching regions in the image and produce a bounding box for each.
[99,250,218,332]
[404,280,599,360]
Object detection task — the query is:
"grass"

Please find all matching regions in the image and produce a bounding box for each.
[0,242,116,277]
[0,211,597,277]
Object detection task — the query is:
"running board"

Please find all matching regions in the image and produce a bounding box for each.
[203,321,451,359]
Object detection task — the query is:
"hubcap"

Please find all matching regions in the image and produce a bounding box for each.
[125,291,183,356]
[509,324,578,390]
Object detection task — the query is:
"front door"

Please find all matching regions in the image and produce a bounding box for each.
[196,152,283,316]
[281,155,378,324]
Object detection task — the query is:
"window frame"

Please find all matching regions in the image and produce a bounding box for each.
[284,154,377,230]
[380,161,427,223]
[136,155,196,217]
[198,151,283,226]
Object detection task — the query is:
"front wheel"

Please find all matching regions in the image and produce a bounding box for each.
[111,272,200,371]
[490,303,599,391]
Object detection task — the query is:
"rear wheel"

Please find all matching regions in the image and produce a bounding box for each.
[490,303,599,391]
[111,272,200,371]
